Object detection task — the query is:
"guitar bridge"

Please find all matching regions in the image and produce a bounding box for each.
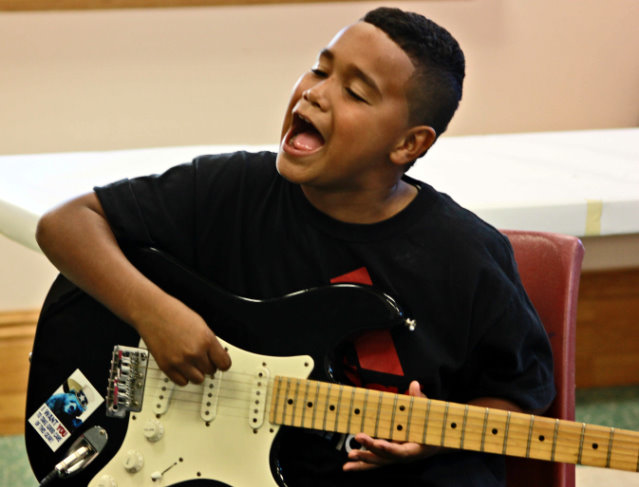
[106,345,149,418]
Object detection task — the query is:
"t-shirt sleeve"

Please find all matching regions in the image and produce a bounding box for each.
[93,151,277,271]
[94,161,198,265]
[458,236,556,412]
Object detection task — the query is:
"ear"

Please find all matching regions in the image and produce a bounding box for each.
[390,125,437,166]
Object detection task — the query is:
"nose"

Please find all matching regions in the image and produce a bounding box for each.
[302,79,329,111]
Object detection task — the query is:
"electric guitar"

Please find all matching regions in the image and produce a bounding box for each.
[25,248,639,487]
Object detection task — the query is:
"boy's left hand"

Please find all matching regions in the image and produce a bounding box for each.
[342,381,440,471]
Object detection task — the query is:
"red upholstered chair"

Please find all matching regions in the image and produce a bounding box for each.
[502,230,585,487]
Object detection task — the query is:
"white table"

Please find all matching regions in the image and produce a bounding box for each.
[1,129,637,253]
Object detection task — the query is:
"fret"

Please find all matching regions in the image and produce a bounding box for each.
[440,402,450,447]
[460,405,469,450]
[578,423,587,465]
[291,378,303,427]
[421,399,431,445]
[270,376,283,425]
[373,391,384,438]
[551,418,560,462]
[332,385,345,433]
[526,415,536,458]
[502,411,511,455]
[405,396,415,442]
[607,427,639,471]
[360,388,369,433]
[480,407,489,452]
[606,427,615,468]
[389,395,399,439]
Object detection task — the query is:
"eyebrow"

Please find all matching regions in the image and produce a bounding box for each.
[319,48,382,97]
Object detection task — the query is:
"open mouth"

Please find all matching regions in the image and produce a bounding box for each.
[286,113,325,153]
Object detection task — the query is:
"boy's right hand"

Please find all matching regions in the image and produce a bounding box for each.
[135,297,232,386]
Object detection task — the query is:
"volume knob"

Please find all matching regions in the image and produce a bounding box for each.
[123,449,144,473]
[95,474,117,487]
[143,419,165,442]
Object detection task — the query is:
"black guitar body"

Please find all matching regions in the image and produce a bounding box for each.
[25,248,406,486]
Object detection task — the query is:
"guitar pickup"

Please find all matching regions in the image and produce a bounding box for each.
[106,345,149,418]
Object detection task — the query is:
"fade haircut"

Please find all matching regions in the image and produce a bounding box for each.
[362,7,465,138]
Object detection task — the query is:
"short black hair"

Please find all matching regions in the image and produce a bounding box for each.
[362,7,465,137]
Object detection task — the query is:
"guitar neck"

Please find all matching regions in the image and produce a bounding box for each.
[269,376,639,472]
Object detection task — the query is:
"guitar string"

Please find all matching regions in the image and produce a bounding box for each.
[113,366,639,464]
[139,364,639,452]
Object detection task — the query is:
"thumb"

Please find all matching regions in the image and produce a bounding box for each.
[408,380,426,398]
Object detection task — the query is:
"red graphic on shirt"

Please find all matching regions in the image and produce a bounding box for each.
[331,268,404,391]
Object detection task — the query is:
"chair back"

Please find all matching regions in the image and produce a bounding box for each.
[502,229,584,487]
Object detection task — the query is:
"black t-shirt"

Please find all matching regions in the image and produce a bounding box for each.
[95,151,555,486]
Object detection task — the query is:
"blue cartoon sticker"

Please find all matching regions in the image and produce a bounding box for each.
[28,369,104,452]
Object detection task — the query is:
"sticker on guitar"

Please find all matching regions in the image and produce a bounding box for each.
[28,369,104,452]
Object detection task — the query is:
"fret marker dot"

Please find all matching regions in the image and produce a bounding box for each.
[397,425,403,431]
[354,408,361,415]
[451,422,457,429]
[287,399,294,405]
[592,443,599,450]
[538,435,545,442]
[307,402,313,408]
[329,405,336,411]
[492,428,498,435]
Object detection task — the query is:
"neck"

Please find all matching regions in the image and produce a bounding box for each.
[301,179,417,224]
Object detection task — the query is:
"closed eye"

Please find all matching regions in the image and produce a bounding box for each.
[311,68,328,78]
[346,88,368,103]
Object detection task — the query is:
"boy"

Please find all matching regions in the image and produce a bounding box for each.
[36,7,554,486]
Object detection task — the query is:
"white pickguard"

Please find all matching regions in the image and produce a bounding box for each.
[89,339,313,487]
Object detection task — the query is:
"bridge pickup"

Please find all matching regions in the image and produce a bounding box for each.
[106,345,149,418]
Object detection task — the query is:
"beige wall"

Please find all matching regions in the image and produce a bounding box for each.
[1,0,638,155]
[1,0,638,310]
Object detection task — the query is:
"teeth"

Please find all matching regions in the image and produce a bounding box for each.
[297,113,310,124]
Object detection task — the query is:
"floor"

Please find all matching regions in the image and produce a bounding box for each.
[3,385,639,486]
[574,386,639,486]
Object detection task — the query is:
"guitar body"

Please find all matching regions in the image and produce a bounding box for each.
[92,337,314,487]
[25,248,406,487]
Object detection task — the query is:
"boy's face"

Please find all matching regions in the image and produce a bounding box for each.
[276,21,415,192]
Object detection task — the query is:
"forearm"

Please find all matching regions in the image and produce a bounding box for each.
[36,191,231,383]
[35,192,171,331]
[468,397,524,413]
